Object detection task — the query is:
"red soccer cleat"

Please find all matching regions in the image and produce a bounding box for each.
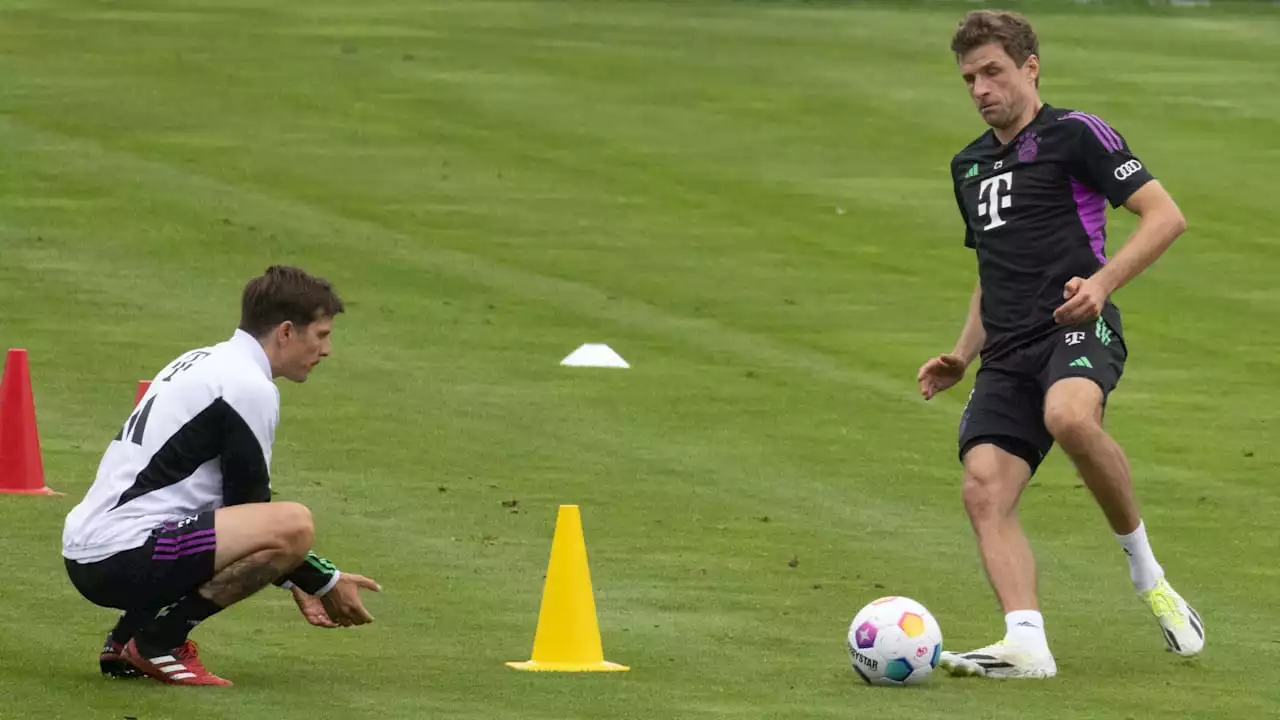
[122,639,233,687]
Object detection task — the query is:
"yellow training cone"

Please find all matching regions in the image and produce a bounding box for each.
[507,505,629,672]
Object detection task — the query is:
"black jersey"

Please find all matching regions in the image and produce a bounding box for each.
[951,103,1154,363]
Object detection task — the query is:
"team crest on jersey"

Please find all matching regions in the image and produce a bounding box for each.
[1017,131,1041,163]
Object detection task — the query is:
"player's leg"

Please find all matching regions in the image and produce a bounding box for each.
[1043,378,1140,533]
[1044,319,1204,657]
[941,366,1057,679]
[64,553,163,679]
[962,442,1038,615]
[941,441,1057,679]
[123,502,315,685]
[100,609,157,678]
[206,501,316,598]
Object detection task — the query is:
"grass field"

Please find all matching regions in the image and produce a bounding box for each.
[2,0,1280,717]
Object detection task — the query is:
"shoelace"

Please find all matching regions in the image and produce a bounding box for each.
[1146,589,1185,626]
[174,640,201,662]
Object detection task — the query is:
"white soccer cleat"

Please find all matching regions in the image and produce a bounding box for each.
[938,641,1057,679]
[1141,578,1204,657]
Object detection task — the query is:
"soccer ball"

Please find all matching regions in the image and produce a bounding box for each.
[846,596,943,686]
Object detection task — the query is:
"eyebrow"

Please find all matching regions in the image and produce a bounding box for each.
[964,60,1001,75]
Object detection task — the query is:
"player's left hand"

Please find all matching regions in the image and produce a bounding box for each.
[291,585,340,628]
[320,573,382,627]
[1054,276,1107,325]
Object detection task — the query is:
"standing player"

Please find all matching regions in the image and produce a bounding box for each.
[62,266,381,686]
[916,11,1203,678]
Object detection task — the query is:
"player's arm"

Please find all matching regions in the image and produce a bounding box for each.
[951,164,986,366]
[952,279,986,367]
[219,385,348,600]
[1091,181,1186,296]
[919,169,983,400]
[1057,181,1186,325]
[1054,115,1186,324]
[219,386,275,506]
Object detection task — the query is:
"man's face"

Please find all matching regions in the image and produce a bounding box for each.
[275,315,333,382]
[959,42,1039,132]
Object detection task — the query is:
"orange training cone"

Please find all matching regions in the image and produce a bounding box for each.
[134,380,151,408]
[0,349,57,495]
[507,505,628,672]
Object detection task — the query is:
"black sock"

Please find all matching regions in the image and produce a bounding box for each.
[135,594,224,653]
[109,610,151,647]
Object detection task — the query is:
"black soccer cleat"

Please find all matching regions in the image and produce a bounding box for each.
[100,633,146,679]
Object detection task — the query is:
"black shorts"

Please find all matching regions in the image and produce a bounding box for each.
[958,315,1127,474]
[65,512,218,611]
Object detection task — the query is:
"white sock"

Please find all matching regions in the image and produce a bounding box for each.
[1003,610,1050,656]
[1116,520,1164,593]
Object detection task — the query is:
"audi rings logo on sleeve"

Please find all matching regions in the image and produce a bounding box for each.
[1113,160,1143,181]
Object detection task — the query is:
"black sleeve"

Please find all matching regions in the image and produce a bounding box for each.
[220,404,272,506]
[1066,112,1155,208]
[953,159,976,249]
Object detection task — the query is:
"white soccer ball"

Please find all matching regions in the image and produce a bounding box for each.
[846,596,943,686]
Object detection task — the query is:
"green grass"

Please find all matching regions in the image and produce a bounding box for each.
[2,0,1279,717]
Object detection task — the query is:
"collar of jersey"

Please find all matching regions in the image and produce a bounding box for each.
[229,329,273,380]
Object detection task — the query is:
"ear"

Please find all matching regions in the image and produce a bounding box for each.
[276,320,295,343]
[1024,54,1040,84]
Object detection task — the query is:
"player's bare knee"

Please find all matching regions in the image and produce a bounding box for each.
[1044,405,1096,453]
[962,469,1002,522]
[272,502,315,559]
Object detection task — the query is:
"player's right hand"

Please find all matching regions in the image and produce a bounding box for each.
[320,572,382,627]
[916,354,967,400]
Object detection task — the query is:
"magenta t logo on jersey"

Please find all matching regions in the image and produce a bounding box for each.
[854,622,878,649]
[1017,132,1041,163]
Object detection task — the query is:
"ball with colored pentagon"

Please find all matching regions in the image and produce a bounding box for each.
[845,596,943,686]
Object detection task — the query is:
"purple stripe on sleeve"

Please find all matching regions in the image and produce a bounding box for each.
[1066,113,1118,151]
[1065,112,1120,152]
[1084,112,1124,151]
[1071,177,1109,264]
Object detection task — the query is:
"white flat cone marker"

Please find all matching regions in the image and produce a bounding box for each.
[561,344,629,369]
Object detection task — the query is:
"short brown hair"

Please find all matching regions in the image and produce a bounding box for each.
[239,265,345,337]
[951,10,1039,84]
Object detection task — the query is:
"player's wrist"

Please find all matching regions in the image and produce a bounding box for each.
[284,551,342,595]
[314,569,342,597]
[1090,268,1121,296]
